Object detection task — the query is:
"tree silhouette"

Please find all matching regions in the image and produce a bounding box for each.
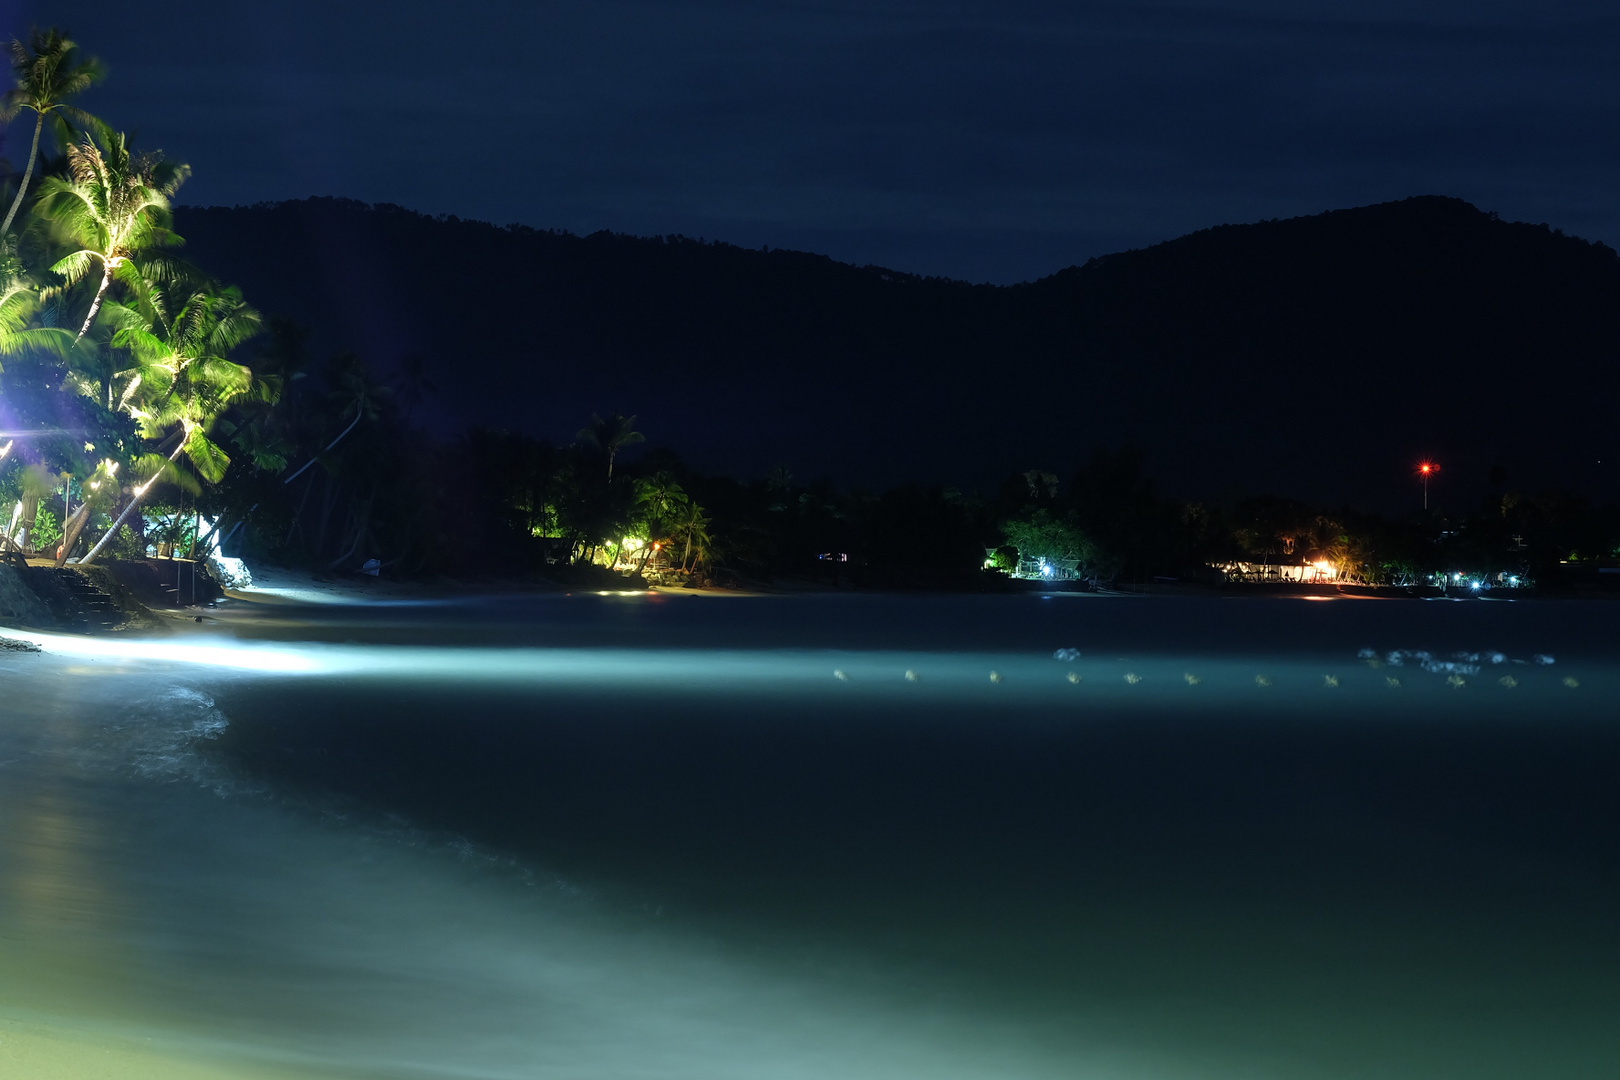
[577,411,643,480]
[0,28,104,239]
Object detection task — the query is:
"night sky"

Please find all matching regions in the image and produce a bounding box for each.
[10,0,1619,284]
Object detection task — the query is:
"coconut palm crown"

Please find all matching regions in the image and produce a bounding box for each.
[0,28,105,238]
[35,123,188,345]
[578,411,644,479]
[110,283,264,482]
[75,284,264,566]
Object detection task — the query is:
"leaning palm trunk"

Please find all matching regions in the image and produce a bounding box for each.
[281,403,365,485]
[75,259,115,344]
[0,113,43,237]
[213,407,366,559]
[76,438,187,567]
[52,501,93,567]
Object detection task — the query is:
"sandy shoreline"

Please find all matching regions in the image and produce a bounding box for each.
[218,563,774,607]
[0,1016,328,1080]
[216,564,1141,610]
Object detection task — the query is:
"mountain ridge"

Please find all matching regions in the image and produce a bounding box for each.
[172,194,1620,510]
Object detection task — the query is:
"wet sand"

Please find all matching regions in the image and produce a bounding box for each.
[0,1017,325,1080]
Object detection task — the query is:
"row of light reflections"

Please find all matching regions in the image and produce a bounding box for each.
[0,627,1584,695]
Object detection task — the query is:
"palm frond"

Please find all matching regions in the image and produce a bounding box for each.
[44,246,99,284]
[92,299,150,335]
[109,324,166,359]
[184,428,231,484]
[0,324,75,358]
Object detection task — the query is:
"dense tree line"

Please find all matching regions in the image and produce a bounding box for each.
[987,449,1620,593]
[442,428,1620,594]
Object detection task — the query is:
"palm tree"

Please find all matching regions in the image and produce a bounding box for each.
[672,499,714,572]
[577,412,644,480]
[268,352,394,563]
[77,284,262,566]
[0,276,74,365]
[634,472,686,522]
[0,29,104,239]
[49,455,118,566]
[35,124,188,347]
[630,472,689,572]
[277,351,386,487]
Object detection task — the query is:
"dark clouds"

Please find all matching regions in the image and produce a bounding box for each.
[9,0,1618,281]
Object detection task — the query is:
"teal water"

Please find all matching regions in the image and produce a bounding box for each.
[1,593,1617,1077]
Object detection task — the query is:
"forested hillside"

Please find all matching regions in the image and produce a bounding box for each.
[175,195,1620,509]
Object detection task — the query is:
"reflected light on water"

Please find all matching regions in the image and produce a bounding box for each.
[0,629,828,687]
[0,629,322,673]
[225,584,457,607]
[1,625,1593,711]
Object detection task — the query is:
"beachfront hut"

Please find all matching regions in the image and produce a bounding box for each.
[1211,555,1340,583]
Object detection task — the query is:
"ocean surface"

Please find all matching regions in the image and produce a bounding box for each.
[1,591,1617,1078]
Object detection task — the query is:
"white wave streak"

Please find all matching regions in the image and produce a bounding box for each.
[98,686,259,798]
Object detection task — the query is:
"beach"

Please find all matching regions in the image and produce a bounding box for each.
[2,573,1618,1078]
[0,1017,325,1080]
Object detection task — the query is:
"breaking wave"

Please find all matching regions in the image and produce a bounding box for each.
[96,685,264,798]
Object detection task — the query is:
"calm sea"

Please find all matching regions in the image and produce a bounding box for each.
[1,592,1616,1078]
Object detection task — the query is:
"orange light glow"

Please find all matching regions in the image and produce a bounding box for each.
[1416,460,1439,510]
